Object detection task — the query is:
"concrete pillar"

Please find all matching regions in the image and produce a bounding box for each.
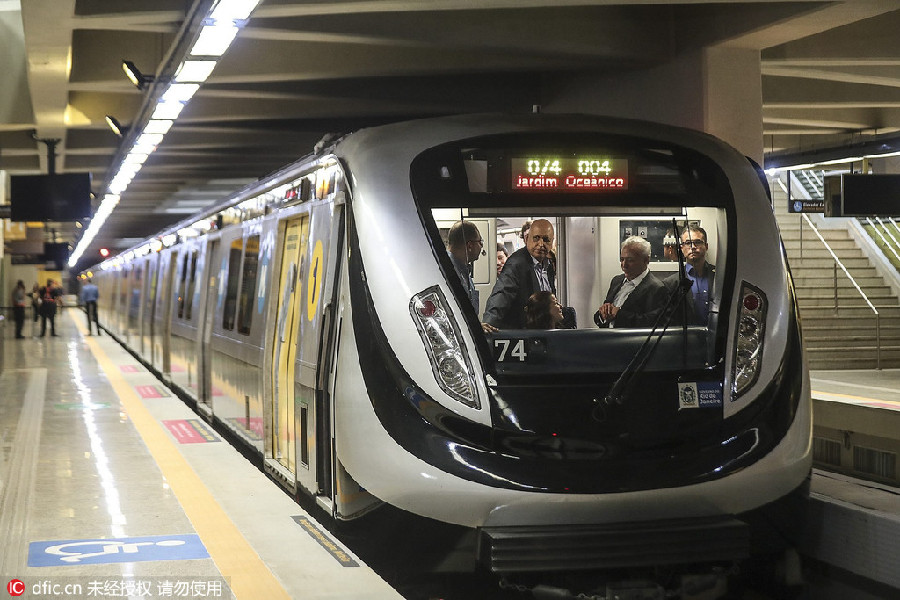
[545,46,763,164]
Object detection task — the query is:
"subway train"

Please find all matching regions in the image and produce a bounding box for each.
[85,114,811,593]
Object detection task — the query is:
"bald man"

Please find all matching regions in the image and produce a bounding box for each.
[483,219,556,329]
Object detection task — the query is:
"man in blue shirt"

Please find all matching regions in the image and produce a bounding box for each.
[678,225,716,324]
[81,278,101,335]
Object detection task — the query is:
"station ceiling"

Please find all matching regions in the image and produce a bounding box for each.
[2,0,900,271]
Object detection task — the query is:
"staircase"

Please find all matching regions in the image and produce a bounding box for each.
[771,178,900,369]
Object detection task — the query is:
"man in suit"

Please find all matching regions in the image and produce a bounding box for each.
[483,219,555,330]
[447,220,485,312]
[594,236,668,328]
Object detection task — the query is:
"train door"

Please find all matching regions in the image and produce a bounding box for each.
[294,203,343,505]
[199,238,221,413]
[265,216,308,488]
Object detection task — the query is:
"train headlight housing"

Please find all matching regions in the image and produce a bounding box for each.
[732,282,767,398]
[410,286,480,409]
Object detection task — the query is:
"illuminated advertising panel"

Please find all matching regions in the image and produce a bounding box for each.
[510,157,627,192]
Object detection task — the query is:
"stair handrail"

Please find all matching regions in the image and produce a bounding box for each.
[872,217,900,264]
[802,213,881,368]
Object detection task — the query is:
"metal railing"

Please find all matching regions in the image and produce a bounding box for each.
[802,213,881,368]
[866,217,900,266]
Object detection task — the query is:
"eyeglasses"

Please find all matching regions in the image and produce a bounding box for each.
[467,238,484,246]
[680,239,706,247]
[530,235,552,244]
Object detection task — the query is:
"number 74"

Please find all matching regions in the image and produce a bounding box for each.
[494,339,527,362]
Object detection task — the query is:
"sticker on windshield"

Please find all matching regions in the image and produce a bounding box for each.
[678,381,723,410]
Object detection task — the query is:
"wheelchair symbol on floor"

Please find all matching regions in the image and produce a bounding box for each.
[47,539,186,563]
[28,534,209,566]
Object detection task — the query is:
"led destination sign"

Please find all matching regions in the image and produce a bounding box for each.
[511,157,628,192]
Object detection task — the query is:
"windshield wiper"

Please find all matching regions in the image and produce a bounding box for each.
[593,219,692,419]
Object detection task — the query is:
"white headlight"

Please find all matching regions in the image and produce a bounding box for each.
[410,286,479,409]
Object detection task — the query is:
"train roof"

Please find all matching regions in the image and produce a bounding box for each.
[86,112,750,272]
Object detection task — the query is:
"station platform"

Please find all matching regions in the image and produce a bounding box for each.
[0,310,402,600]
[1,310,898,599]
[805,369,900,597]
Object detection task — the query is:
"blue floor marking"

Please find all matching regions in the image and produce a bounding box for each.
[28,534,209,567]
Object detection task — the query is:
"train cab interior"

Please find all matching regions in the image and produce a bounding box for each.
[413,139,735,380]
[433,208,728,377]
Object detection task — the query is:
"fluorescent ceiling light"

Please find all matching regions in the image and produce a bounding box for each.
[144,119,173,135]
[211,0,261,22]
[190,23,239,57]
[108,179,129,195]
[151,101,186,120]
[133,132,164,153]
[117,163,142,179]
[72,0,257,269]
[124,152,149,166]
[175,60,217,83]
[161,83,200,104]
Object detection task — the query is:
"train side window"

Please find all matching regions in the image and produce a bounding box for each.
[237,235,260,335]
[300,177,312,202]
[183,250,199,321]
[177,251,189,319]
[222,238,244,330]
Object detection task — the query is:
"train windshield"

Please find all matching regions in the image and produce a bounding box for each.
[410,132,735,376]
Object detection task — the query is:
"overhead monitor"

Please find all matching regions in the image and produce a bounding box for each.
[43,243,71,270]
[10,173,92,221]
[826,174,900,217]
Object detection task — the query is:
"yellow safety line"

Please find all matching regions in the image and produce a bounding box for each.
[812,389,899,404]
[75,316,290,599]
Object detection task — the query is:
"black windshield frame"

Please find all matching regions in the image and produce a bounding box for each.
[410,131,739,376]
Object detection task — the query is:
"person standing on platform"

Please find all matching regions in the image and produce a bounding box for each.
[39,279,61,337]
[11,280,27,339]
[29,282,41,328]
[81,278,101,335]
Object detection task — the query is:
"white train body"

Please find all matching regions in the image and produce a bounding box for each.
[88,114,811,573]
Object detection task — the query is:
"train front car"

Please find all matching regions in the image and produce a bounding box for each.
[331,114,811,584]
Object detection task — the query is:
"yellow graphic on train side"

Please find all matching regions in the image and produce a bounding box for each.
[307,240,324,322]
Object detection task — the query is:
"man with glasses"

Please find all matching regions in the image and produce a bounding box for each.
[447,220,486,313]
[594,236,668,328]
[483,219,556,330]
[670,225,716,324]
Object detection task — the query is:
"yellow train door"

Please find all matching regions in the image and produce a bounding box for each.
[268,217,309,482]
